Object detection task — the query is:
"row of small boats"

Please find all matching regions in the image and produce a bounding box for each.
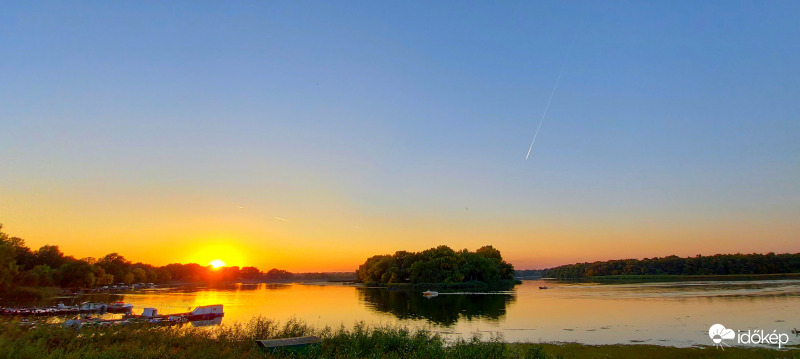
[60,304,225,329]
[63,315,223,329]
[8,303,225,330]
[1,302,134,316]
[124,304,225,322]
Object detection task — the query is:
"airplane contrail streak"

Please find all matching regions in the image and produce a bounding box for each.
[525,24,581,161]
[525,65,565,160]
[273,216,289,222]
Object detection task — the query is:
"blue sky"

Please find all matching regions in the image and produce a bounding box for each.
[1,1,798,270]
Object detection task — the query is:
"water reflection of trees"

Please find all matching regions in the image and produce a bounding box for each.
[238,283,291,291]
[63,283,290,307]
[552,280,800,301]
[360,288,515,326]
[156,282,291,292]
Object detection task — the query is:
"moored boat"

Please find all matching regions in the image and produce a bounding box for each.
[422,290,438,297]
[125,304,224,322]
[80,302,108,312]
[107,302,134,313]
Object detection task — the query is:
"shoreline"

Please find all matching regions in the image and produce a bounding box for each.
[526,273,800,282]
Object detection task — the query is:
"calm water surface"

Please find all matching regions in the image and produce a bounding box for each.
[17,280,800,347]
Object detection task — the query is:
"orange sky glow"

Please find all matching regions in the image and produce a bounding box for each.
[1,182,797,272]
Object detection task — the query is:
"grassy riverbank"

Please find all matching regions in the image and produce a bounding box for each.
[0,317,543,359]
[1,318,798,359]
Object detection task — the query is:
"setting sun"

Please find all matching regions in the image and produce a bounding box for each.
[209,259,226,269]
[188,242,247,269]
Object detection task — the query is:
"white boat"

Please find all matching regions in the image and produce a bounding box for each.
[422,290,438,297]
[188,305,224,320]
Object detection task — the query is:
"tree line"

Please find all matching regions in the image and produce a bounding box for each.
[544,253,800,279]
[0,225,298,291]
[356,245,515,286]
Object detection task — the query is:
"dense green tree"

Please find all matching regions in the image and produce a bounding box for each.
[146,268,158,283]
[356,245,515,286]
[19,264,54,286]
[264,268,293,280]
[0,226,20,290]
[156,268,172,282]
[35,245,65,269]
[122,272,135,285]
[94,267,114,286]
[476,245,502,262]
[6,236,36,271]
[132,267,147,283]
[240,266,262,279]
[57,260,96,288]
[98,253,131,283]
[0,245,18,291]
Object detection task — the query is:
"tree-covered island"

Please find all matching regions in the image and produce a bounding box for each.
[356,245,517,289]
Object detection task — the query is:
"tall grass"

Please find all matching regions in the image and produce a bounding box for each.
[0,318,553,359]
[4,318,794,358]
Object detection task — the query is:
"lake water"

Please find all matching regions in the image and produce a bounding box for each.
[10,279,800,347]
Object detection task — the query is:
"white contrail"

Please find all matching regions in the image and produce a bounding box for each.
[525,25,581,160]
[525,65,565,160]
[273,216,289,222]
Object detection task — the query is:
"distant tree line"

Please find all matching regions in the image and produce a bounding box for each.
[356,245,515,286]
[545,253,800,279]
[293,272,355,281]
[0,225,307,291]
[515,269,547,279]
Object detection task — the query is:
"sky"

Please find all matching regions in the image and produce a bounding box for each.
[1,1,798,271]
